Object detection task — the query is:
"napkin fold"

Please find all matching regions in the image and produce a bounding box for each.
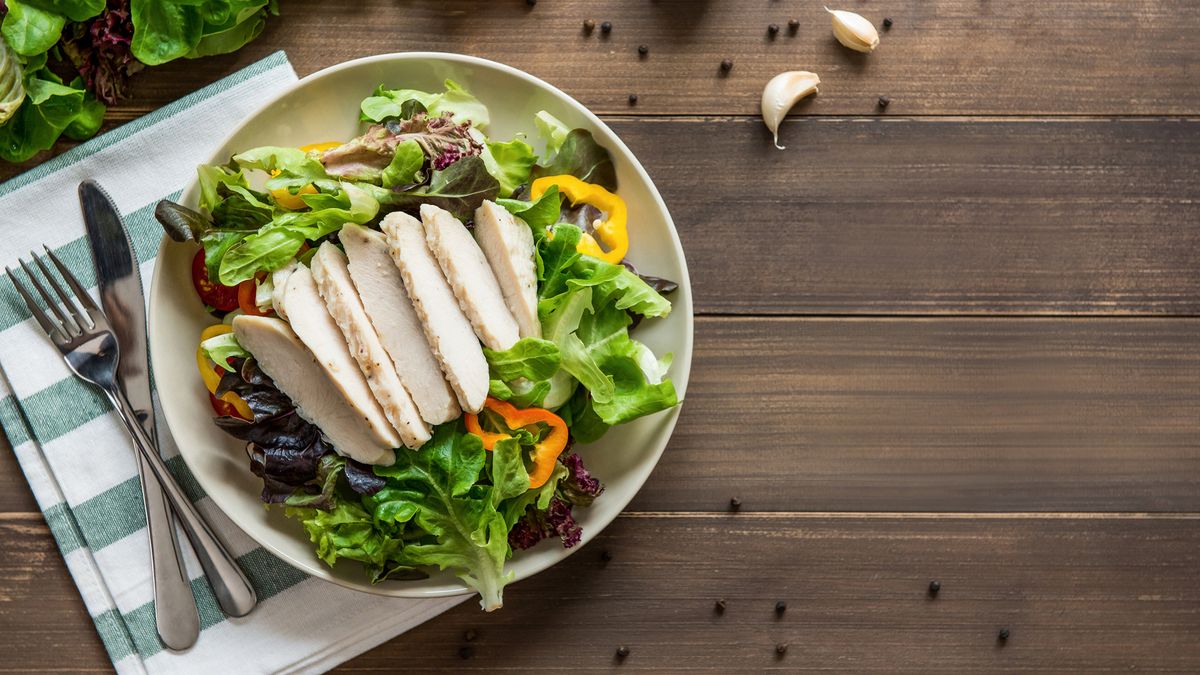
[0,52,462,675]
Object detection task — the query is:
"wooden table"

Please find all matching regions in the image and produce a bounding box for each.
[2,1,1198,672]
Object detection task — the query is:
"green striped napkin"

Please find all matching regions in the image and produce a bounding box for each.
[0,52,462,675]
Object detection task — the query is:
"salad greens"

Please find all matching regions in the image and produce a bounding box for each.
[188,81,679,609]
[0,0,276,162]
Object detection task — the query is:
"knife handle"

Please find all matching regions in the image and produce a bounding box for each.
[105,386,259,618]
[136,452,201,650]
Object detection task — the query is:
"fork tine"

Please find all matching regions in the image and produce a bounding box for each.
[6,266,65,342]
[32,254,92,332]
[43,245,100,313]
[18,258,79,337]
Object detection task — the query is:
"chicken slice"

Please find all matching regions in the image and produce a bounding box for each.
[380,211,489,413]
[341,224,461,425]
[420,204,521,350]
[232,315,396,466]
[270,259,299,320]
[281,264,402,449]
[311,242,431,449]
[473,200,541,339]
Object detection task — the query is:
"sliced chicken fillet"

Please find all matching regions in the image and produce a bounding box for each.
[281,264,402,449]
[473,200,541,339]
[311,242,431,449]
[340,224,460,425]
[270,260,299,319]
[420,204,520,350]
[380,211,489,413]
[232,315,396,466]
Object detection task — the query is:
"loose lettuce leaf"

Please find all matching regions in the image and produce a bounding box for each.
[18,0,104,22]
[200,331,249,367]
[532,128,617,191]
[273,182,379,239]
[2,0,67,56]
[286,499,405,580]
[197,165,249,212]
[186,2,272,59]
[0,59,104,162]
[372,423,525,610]
[481,137,536,198]
[361,79,490,129]
[217,226,305,285]
[131,0,272,66]
[0,38,27,125]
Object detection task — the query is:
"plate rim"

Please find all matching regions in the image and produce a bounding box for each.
[149,51,694,599]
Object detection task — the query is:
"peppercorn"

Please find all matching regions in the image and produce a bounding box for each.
[775,600,787,615]
[601,21,612,34]
[767,23,780,37]
[720,59,733,73]
[788,19,800,33]
[928,580,941,594]
[883,17,894,28]
[776,643,788,656]
[878,95,891,109]
[525,0,536,5]
[628,93,639,106]
[601,550,613,563]
[583,18,596,33]
[463,628,477,642]
[458,646,474,659]
[714,598,727,613]
[729,497,742,510]
[998,628,1010,641]
[616,646,631,659]
[637,44,648,56]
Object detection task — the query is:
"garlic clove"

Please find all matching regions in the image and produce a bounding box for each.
[761,71,820,150]
[826,7,879,53]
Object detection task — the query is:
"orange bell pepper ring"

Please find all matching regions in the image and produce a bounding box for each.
[465,397,569,489]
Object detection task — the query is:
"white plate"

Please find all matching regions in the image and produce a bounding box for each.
[149,53,693,600]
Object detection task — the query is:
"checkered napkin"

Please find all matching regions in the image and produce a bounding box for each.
[0,51,463,675]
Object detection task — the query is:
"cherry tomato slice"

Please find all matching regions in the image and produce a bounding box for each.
[191,250,239,311]
[237,278,272,316]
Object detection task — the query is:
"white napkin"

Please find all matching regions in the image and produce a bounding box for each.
[0,51,463,675]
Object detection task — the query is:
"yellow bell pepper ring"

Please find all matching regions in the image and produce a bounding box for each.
[268,142,341,209]
[196,324,253,419]
[530,175,629,264]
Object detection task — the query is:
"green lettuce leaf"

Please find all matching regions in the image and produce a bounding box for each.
[285,499,403,581]
[0,37,27,125]
[481,137,536,198]
[0,59,104,162]
[373,423,526,610]
[361,79,490,129]
[200,331,249,368]
[217,226,305,286]
[484,338,561,382]
[497,184,561,232]
[534,110,570,156]
[532,128,617,191]
[374,155,499,221]
[380,139,424,189]
[18,0,103,22]
[197,165,249,212]
[2,0,67,56]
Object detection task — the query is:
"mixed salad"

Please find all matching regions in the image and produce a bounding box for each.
[164,80,680,610]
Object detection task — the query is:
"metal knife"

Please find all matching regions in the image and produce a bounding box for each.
[80,181,201,649]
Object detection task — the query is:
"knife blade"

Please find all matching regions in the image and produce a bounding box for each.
[79,180,201,650]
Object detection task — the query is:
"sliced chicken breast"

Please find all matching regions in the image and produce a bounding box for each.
[232,315,396,466]
[340,224,461,425]
[311,242,431,449]
[420,204,521,351]
[473,200,541,339]
[380,211,489,413]
[270,259,299,319]
[281,264,402,449]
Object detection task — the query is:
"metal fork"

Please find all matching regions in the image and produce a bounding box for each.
[8,250,258,619]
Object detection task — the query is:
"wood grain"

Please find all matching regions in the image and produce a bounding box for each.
[635,317,1200,513]
[612,117,1200,315]
[0,317,1194,515]
[4,512,1198,673]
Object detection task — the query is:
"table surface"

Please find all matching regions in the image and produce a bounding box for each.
[2,1,1199,672]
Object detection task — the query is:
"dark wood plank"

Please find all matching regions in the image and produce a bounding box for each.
[3,513,1197,673]
[0,439,38,513]
[616,117,1200,315]
[631,317,1200,513]
[1,317,1196,514]
[336,514,1200,673]
[0,514,111,673]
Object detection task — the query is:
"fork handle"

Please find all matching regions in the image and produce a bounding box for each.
[104,387,258,618]
[136,453,200,649]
